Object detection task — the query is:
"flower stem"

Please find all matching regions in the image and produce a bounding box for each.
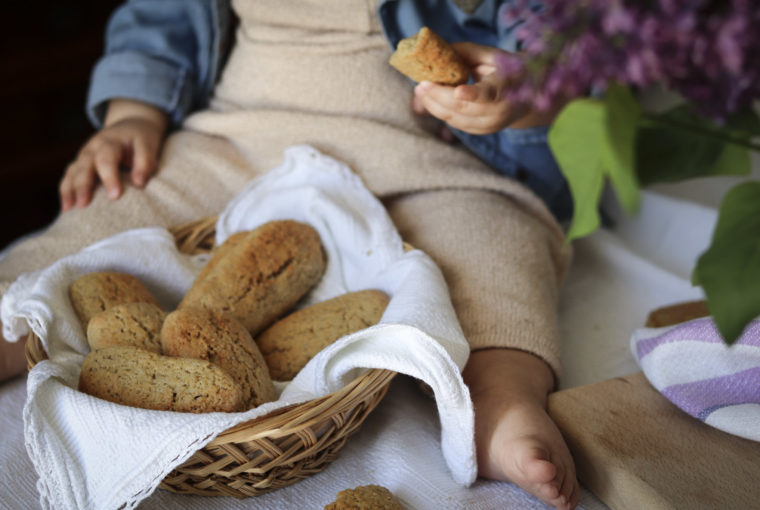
[640,113,760,152]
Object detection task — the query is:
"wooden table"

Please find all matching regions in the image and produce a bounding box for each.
[548,371,760,510]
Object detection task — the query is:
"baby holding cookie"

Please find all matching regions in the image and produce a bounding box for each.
[0,2,577,509]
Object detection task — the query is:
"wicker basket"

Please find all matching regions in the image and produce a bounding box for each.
[24,217,397,498]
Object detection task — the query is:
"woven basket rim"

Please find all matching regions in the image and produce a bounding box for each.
[25,330,394,443]
[23,216,397,497]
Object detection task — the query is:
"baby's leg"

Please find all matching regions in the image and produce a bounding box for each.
[0,337,26,382]
[384,188,577,509]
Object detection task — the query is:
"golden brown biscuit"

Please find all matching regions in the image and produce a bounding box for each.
[325,485,405,510]
[179,220,327,336]
[389,26,469,85]
[161,308,277,409]
[69,271,161,330]
[257,290,390,381]
[86,302,167,353]
[78,345,243,413]
[193,230,250,288]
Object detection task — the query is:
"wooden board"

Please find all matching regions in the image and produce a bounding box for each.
[548,372,760,510]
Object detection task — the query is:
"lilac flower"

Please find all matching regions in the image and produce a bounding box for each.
[499,0,760,119]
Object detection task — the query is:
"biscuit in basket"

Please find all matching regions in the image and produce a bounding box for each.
[389,26,469,85]
[69,271,161,330]
[86,302,166,353]
[325,484,405,510]
[78,345,244,413]
[179,220,327,335]
[257,289,390,381]
[192,230,250,287]
[161,308,277,409]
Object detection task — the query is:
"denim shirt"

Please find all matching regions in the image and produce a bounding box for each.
[87,0,232,128]
[87,0,571,220]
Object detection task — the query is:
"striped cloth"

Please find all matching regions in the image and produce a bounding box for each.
[631,317,760,442]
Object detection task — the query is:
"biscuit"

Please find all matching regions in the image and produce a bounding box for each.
[69,271,161,330]
[86,302,166,353]
[325,484,404,510]
[78,345,243,413]
[179,220,327,336]
[257,290,390,381]
[161,308,277,409]
[389,26,469,85]
[193,231,250,287]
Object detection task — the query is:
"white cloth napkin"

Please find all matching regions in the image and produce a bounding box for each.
[631,317,760,442]
[2,145,475,510]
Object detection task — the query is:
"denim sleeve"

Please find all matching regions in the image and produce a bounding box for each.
[86,0,227,128]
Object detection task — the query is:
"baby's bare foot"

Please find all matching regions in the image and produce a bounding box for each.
[478,398,578,509]
[463,349,579,510]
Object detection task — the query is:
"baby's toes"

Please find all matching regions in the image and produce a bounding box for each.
[556,457,578,508]
[519,446,557,484]
[534,480,563,505]
[564,477,580,510]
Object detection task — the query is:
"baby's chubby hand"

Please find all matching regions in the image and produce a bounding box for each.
[60,99,168,212]
[413,42,554,135]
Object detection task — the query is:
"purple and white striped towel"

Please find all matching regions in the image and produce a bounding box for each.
[631,317,760,442]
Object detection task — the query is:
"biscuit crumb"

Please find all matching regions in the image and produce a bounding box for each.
[325,484,404,510]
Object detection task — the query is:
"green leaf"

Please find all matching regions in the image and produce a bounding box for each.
[712,143,752,177]
[601,83,642,215]
[636,106,753,186]
[723,108,760,137]
[693,181,760,344]
[548,99,607,240]
[549,87,642,241]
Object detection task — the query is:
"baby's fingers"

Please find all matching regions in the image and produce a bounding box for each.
[416,81,476,116]
[130,134,159,188]
[451,41,502,67]
[451,42,521,76]
[59,162,81,212]
[453,82,501,103]
[60,154,97,211]
[93,141,124,200]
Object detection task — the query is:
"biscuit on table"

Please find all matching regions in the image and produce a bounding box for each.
[325,484,405,510]
[257,289,390,381]
[389,26,469,85]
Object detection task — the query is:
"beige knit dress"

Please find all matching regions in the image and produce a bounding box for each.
[0,0,570,375]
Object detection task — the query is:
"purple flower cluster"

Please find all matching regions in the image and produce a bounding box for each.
[499,0,760,119]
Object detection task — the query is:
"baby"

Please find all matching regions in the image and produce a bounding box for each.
[0,2,577,508]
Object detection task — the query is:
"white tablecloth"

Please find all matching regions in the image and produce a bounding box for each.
[2,154,757,510]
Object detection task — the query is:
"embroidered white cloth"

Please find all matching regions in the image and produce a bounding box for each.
[631,317,760,442]
[1,145,475,510]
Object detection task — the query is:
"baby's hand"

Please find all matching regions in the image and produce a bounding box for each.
[60,99,168,211]
[413,42,553,135]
